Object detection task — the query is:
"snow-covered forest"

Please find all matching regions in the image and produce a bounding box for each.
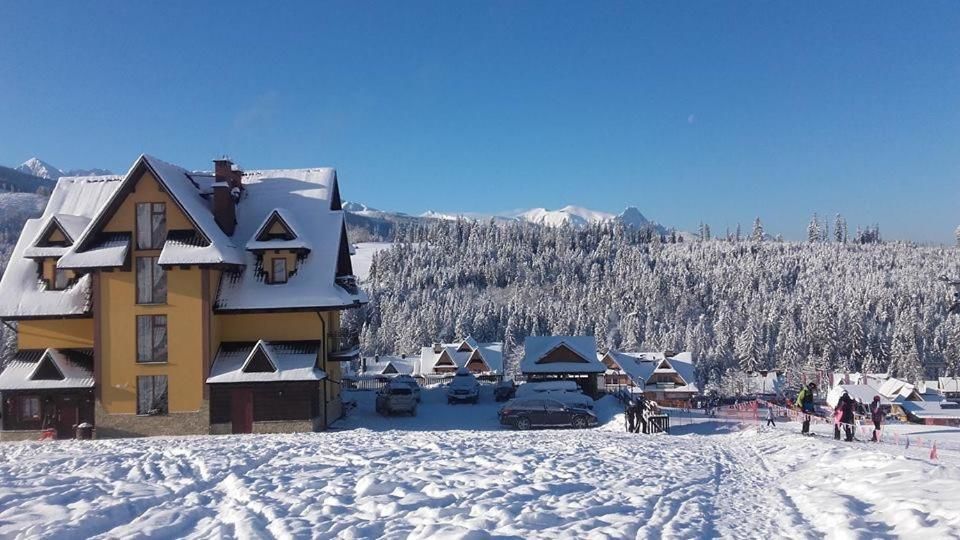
[349,219,960,388]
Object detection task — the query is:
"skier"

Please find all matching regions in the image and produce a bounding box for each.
[633,395,647,433]
[838,391,855,442]
[869,395,883,442]
[766,406,776,427]
[795,382,817,435]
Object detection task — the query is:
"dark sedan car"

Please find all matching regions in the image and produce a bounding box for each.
[498,398,597,430]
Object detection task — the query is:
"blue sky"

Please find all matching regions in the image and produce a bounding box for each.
[1,2,958,242]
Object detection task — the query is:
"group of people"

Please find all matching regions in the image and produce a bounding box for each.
[795,381,885,442]
[624,395,648,433]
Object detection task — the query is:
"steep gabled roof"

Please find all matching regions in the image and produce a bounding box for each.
[0,175,122,318]
[215,168,367,312]
[62,155,245,268]
[521,336,604,374]
[0,349,95,390]
[207,340,324,383]
[245,208,312,252]
[23,214,92,259]
[416,340,504,375]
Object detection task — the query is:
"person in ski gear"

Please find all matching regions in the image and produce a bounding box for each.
[869,395,883,442]
[766,406,776,427]
[833,402,843,440]
[838,391,855,442]
[796,382,817,434]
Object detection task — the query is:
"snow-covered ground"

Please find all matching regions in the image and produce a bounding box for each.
[351,242,394,282]
[1,389,958,539]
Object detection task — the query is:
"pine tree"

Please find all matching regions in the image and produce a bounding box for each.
[751,217,764,242]
[808,214,820,243]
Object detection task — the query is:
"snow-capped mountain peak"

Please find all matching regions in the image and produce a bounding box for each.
[16,157,63,180]
[14,157,113,180]
[617,206,650,228]
[513,206,616,227]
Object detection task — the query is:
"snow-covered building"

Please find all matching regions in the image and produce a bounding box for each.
[521,336,604,397]
[356,355,418,377]
[938,377,960,400]
[0,155,366,440]
[416,337,503,377]
[900,400,960,427]
[601,350,699,406]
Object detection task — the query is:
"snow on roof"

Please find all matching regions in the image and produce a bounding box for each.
[878,377,921,401]
[207,341,326,383]
[603,351,658,383]
[28,214,90,249]
[827,384,889,407]
[521,336,604,374]
[0,176,122,318]
[58,233,130,269]
[61,155,245,268]
[245,208,312,252]
[939,377,960,393]
[417,341,504,375]
[359,355,418,376]
[215,168,367,311]
[901,400,960,419]
[0,349,94,390]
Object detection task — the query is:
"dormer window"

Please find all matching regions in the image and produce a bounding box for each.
[271,258,288,284]
[136,202,166,249]
[53,267,70,290]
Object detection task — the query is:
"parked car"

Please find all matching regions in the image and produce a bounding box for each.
[376,384,417,416]
[499,398,597,430]
[516,381,594,409]
[392,374,421,402]
[494,379,517,402]
[447,368,480,404]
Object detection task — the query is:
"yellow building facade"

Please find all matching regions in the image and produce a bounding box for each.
[0,155,363,439]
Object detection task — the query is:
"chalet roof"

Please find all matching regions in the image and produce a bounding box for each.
[417,340,504,375]
[245,208,312,252]
[215,168,367,311]
[358,355,418,376]
[939,377,960,393]
[521,336,604,374]
[827,384,890,408]
[603,350,699,392]
[207,340,325,383]
[878,378,922,402]
[0,175,122,318]
[0,349,95,390]
[901,400,960,419]
[61,155,245,267]
[1,154,366,318]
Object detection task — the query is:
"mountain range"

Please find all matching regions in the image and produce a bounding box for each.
[1,157,677,242]
[16,157,113,180]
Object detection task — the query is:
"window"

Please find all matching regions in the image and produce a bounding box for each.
[136,202,166,249]
[52,268,70,290]
[136,256,166,304]
[271,257,288,284]
[137,375,168,415]
[137,315,168,363]
[19,396,41,421]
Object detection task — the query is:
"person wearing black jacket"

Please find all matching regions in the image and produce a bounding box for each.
[838,391,856,442]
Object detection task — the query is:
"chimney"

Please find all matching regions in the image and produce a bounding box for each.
[212,157,239,235]
[433,342,442,354]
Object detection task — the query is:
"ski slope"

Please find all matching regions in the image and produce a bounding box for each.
[0,389,958,539]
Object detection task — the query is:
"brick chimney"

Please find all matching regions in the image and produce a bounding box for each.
[212,157,239,235]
